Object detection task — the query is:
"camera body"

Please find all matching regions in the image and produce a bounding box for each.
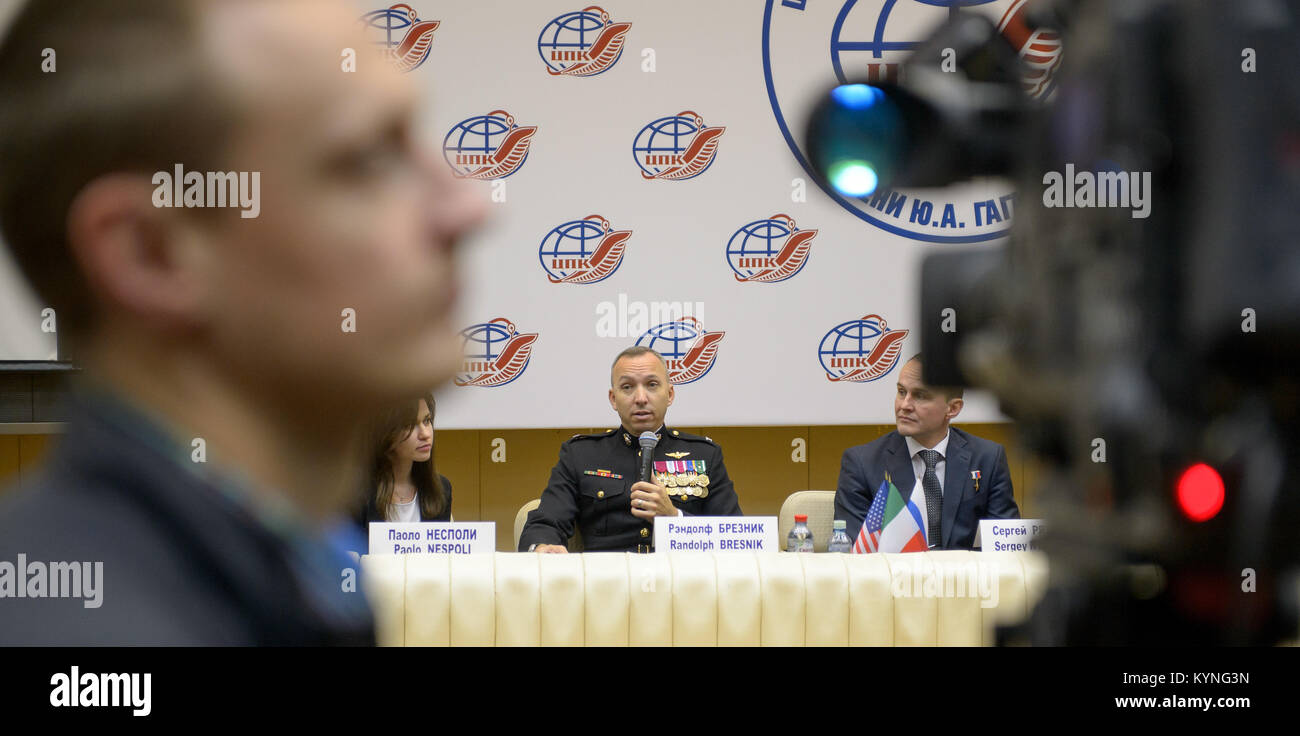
[809,0,1300,644]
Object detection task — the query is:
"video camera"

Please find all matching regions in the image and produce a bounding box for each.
[804,0,1300,645]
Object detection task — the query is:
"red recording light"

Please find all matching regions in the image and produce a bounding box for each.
[1176,463,1225,522]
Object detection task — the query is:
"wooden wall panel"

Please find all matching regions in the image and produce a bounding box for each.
[808,425,887,492]
[693,427,810,518]
[1,422,1038,548]
[0,434,56,494]
[0,437,19,492]
[477,428,593,551]
[436,430,480,522]
[18,435,52,485]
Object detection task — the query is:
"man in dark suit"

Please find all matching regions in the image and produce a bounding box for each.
[0,0,484,643]
[835,354,1019,550]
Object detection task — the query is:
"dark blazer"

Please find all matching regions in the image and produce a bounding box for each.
[357,474,453,526]
[834,427,1019,550]
[0,388,375,645]
[519,427,743,552]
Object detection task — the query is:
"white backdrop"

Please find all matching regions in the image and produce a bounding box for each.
[424,0,1024,428]
[0,0,1032,428]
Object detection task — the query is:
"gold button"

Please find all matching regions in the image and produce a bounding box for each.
[640,528,650,538]
[597,490,604,498]
[672,430,679,436]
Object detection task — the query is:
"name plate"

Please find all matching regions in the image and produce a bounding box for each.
[368,522,495,555]
[654,516,779,553]
[979,519,1044,552]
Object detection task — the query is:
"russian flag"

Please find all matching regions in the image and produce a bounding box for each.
[854,477,928,554]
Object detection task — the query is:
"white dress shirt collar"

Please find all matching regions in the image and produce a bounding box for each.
[904,429,950,461]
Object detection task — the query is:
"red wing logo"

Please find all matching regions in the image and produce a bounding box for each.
[551,229,632,284]
[999,0,1062,100]
[550,21,632,77]
[456,318,538,388]
[829,327,908,383]
[669,331,725,384]
[644,125,726,180]
[390,18,439,72]
[638,317,724,384]
[457,333,538,387]
[738,229,817,283]
[462,122,538,180]
[729,214,817,283]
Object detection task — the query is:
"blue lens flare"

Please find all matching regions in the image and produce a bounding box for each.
[830,84,884,111]
[810,84,906,196]
[828,160,879,197]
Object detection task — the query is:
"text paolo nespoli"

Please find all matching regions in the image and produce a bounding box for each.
[654,516,780,553]
[367,522,495,555]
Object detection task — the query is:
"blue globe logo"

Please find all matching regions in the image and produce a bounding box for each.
[636,317,722,385]
[456,318,532,387]
[633,113,715,180]
[359,4,437,73]
[763,0,1016,243]
[818,314,908,382]
[830,0,1000,85]
[539,216,620,283]
[538,7,625,76]
[361,5,415,48]
[726,215,810,282]
[443,111,531,179]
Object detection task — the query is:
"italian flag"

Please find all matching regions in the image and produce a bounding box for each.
[856,476,929,553]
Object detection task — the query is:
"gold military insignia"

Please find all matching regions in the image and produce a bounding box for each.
[665,451,690,459]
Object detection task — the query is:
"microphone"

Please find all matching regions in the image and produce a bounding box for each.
[638,431,659,484]
[637,431,659,552]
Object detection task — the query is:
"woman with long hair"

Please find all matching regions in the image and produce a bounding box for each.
[357,392,451,525]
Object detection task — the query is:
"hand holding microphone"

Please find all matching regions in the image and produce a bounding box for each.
[631,430,678,520]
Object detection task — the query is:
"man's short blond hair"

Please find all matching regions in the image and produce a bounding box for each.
[610,345,668,382]
[0,0,237,347]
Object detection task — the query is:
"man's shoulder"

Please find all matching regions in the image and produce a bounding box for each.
[950,426,1007,457]
[843,430,902,458]
[0,474,246,644]
[0,470,150,546]
[556,428,620,460]
[663,429,722,453]
[664,428,716,444]
[563,427,619,446]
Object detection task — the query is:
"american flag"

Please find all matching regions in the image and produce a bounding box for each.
[853,478,891,553]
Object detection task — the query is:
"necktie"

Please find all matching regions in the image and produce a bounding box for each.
[918,449,943,548]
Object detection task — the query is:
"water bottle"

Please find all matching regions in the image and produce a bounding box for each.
[827,519,852,553]
[787,514,814,552]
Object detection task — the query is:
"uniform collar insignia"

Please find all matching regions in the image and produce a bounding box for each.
[621,426,664,446]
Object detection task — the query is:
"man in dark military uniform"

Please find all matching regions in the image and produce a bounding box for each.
[519,346,742,553]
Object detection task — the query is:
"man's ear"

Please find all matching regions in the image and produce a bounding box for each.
[66,174,211,335]
[667,382,675,407]
[946,397,964,422]
[608,387,617,410]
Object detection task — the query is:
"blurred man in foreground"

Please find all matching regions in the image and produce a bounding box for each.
[835,354,1019,550]
[0,0,484,643]
[519,346,743,553]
